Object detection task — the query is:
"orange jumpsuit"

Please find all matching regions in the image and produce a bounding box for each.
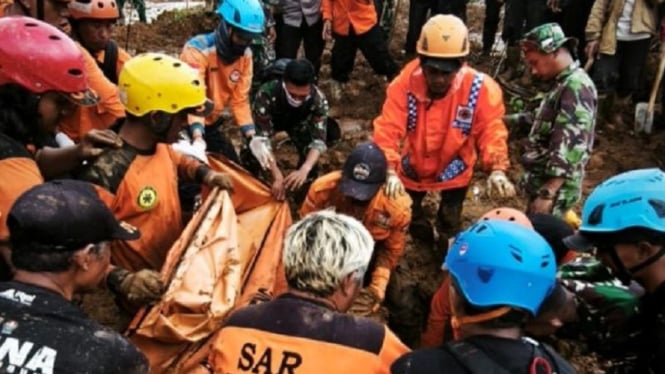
[321,0,377,35]
[373,60,510,192]
[299,171,412,272]
[180,32,254,133]
[58,44,126,142]
[209,293,409,373]
[77,143,207,271]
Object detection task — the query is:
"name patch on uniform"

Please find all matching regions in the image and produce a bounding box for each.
[230,69,241,83]
[137,186,158,210]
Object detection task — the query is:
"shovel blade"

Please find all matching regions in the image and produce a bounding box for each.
[634,102,648,133]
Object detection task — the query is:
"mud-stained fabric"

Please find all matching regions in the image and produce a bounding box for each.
[0,281,148,373]
[209,293,409,372]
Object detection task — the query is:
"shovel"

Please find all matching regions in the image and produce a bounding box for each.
[635,56,665,134]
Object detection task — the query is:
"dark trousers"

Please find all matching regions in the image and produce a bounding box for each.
[404,0,442,54]
[438,0,468,23]
[331,25,398,82]
[559,0,594,60]
[275,16,325,77]
[592,38,651,99]
[407,186,468,237]
[483,0,502,52]
[503,0,548,44]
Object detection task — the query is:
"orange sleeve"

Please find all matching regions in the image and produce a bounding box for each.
[116,46,132,75]
[372,75,409,170]
[420,277,453,348]
[79,44,125,120]
[375,194,411,270]
[180,46,209,127]
[472,76,509,172]
[379,326,411,367]
[229,57,253,128]
[321,0,332,20]
[169,147,208,182]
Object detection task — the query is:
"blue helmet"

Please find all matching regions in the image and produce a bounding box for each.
[579,168,665,234]
[216,0,265,35]
[444,220,556,316]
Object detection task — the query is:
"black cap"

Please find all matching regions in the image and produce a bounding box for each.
[8,180,140,252]
[339,142,387,201]
[528,213,575,263]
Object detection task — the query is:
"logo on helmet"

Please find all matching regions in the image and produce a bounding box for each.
[459,243,468,256]
[353,163,371,181]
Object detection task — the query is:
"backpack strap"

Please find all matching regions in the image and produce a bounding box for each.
[100,40,119,84]
[444,340,513,374]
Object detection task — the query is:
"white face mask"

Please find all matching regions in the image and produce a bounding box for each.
[282,81,310,108]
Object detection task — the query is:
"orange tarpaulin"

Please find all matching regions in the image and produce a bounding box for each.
[126,155,291,373]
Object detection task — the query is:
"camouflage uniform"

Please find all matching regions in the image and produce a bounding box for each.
[557,256,643,372]
[250,0,278,97]
[513,23,597,217]
[244,79,329,175]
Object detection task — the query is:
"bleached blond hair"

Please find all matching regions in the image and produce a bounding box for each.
[283,210,374,297]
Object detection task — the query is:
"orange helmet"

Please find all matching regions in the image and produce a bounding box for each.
[479,207,533,229]
[68,0,119,20]
[416,14,469,58]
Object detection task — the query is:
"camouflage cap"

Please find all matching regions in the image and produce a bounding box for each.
[520,23,578,54]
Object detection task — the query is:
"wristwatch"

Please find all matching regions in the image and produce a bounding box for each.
[537,187,557,200]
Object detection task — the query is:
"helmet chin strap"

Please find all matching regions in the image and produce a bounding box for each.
[607,245,665,285]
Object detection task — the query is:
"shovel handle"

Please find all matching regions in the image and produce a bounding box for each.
[648,56,665,112]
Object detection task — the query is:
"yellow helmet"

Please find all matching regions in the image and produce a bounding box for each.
[417,14,469,58]
[119,53,208,117]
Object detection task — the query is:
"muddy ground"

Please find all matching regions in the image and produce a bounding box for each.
[105,1,665,372]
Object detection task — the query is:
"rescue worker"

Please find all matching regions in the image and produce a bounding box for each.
[181,0,271,168]
[208,210,410,372]
[421,209,581,348]
[76,53,234,276]
[0,17,121,279]
[68,0,131,84]
[322,0,398,101]
[275,0,325,76]
[300,142,412,312]
[373,15,516,253]
[248,59,333,202]
[3,0,127,144]
[0,180,149,373]
[564,168,665,373]
[507,23,597,218]
[392,220,576,373]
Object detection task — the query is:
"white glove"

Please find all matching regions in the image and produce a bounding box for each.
[249,135,274,170]
[55,132,75,148]
[486,170,516,198]
[172,139,209,165]
[384,170,405,199]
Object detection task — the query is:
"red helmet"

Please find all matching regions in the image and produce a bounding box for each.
[0,16,98,106]
[479,207,533,229]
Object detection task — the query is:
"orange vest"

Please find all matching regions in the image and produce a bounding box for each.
[321,0,377,35]
[59,43,126,142]
[373,60,510,192]
[209,294,409,373]
[90,145,203,271]
[299,171,411,270]
[180,32,254,129]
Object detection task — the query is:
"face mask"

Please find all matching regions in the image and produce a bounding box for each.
[282,81,309,108]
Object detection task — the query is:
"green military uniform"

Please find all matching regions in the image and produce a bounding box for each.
[558,256,643,372]
[511,23,597,217]
[250,0,278,97]
[252,79,328,158]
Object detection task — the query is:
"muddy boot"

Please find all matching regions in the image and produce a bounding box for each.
[498,46,522,84]
[609,95,632,129]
